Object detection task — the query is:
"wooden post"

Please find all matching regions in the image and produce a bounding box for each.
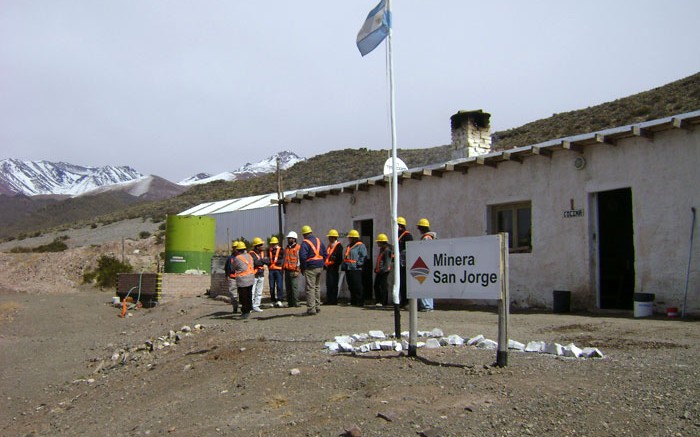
[496,233,509,367]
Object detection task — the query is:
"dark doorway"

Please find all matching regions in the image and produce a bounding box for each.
[598,188,635,309]
[354,219,374,303]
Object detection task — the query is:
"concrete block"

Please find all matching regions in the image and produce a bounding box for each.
[379,341,395,351]
[431,328,444,338]
[446,335,465,346]
[369,341,382,351]
[562,343,583,358]
[335,335,354,344]
[352,333,369,342]
[325,342,339,351]
[581,347,605,358]
[544,342,564,356]
[425,338,442,349]
[338,342,354,353]
[369,330,387,339]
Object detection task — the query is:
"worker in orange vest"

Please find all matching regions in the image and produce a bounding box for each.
[267,236,285,308]
[233,241,255,318]
[282,231,301,308]
[300,225,327,315]
[249,237,270,312]
[373,233,393,306]
[224,241,239,313]
[324,229,343,305]
[342,229,368,307]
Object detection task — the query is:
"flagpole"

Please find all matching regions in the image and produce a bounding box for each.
[385,0,404,346]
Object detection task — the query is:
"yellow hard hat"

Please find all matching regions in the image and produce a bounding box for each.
[397,216,407,226]
[376,233,389,243]
[327,229,339,237]
[252,237,264,246]
[235,241,247,250]
[231,240,238,248]
[269,236,279,244]
[347,229,360,238]
[417,218,430,227]
[301,225,313,234]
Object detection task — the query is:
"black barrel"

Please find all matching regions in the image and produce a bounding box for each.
[552,290,571,313]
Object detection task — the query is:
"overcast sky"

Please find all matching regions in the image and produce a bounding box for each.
[2,1,699,182]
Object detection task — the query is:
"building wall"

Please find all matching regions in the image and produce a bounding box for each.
[285,126,700,314]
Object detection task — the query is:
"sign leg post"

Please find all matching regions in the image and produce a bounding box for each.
[496,233,509,367]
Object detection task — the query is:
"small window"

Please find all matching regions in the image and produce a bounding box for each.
[491,202,532,253]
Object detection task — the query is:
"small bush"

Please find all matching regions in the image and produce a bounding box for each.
[83,255,133,288]
[139,231,151,239]
[9,238,68,253]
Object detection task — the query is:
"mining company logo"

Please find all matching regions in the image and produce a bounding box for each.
[410,257,430,284]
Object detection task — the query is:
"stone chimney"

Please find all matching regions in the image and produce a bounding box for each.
[450,109,491,159]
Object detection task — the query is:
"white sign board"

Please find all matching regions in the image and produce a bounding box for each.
[406,235,503,300]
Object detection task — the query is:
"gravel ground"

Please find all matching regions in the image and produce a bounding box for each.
[1,289,698,437]
[1,225,698,436]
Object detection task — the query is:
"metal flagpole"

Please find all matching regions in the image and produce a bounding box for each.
[385,0,403,341]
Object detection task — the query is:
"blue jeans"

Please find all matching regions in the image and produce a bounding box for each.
[269,269,284,302]
[419,298,434,310]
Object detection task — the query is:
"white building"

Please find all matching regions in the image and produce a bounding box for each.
[280,110,700,315]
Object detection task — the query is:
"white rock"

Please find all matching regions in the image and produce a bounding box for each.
[417,341,426,348]
[401,331,410,338]
[431,328,444,338]
[194,324,203,330]
[379,341,396,351]
[525,341,546,353]
[394,342,403,352]
[358,344,372,353]
[289,368,300,375]
[335,335,354,344]
[447,335,465,346]
[338,342,355,352]
[562,343,583,358]
[425,338,442,349]
[401,339,409,349]
[111,352,120,362]
[508,340,526,351]
[368,330,386,339]
[544,342,564,356]
[581,347,605,358]
[352,333,369,342]
[369,341,382,351]
[418,331,431,338]
[181,326,192,333]
[467,334,485,346]
[324,342,339,351]
[476,339,498,350]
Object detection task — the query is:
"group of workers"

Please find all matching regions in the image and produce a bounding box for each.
[224,217,436,318]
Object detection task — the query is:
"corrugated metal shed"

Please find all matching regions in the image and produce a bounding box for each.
[178,192,294,251]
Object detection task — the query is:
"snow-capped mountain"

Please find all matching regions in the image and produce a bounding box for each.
[178,151,305,186]
[0,159,144,196]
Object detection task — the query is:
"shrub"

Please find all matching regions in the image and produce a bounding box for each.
[83,255,133,288]
[139,231,151,239]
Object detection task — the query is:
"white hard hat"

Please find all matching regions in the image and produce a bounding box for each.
[286,231,298,239]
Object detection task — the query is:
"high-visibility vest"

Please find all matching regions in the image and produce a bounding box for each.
[344,241,364,264]
[283,244,300,271]
[324,241,340,267]
[249,250,264,275]
[227,255,237,279]
[398,230,411,242]
[375,247,393,273]
[303,237,323,261]
[268,246,283,270]
[235,253,255,278]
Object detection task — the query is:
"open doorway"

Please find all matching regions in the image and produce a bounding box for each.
[597,188,635,309]
[353,218,374,303]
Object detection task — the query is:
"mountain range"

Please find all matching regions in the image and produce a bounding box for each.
[0,151,305,198]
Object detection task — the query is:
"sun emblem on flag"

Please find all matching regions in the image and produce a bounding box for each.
[410,257,430,284]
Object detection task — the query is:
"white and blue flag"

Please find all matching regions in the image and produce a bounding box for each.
[356,0,391,56]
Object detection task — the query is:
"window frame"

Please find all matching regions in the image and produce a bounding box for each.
[490,201,532,253]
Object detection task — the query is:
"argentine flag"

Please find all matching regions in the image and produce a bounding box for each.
[356,0,391,56]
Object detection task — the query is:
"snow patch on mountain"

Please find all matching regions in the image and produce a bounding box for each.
[178,151,305,186]
[0,159,144,196]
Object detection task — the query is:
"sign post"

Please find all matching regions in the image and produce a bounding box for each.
[406,234,510,366]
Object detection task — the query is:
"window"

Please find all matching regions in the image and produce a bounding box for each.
[491,202,532,253]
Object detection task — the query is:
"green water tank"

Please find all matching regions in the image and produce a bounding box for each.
[164,215,216,273]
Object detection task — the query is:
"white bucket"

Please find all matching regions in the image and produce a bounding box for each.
[633,301,653,318]
[112,296,120,305]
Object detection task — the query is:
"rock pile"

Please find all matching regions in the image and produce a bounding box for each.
[325,327,605,359]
